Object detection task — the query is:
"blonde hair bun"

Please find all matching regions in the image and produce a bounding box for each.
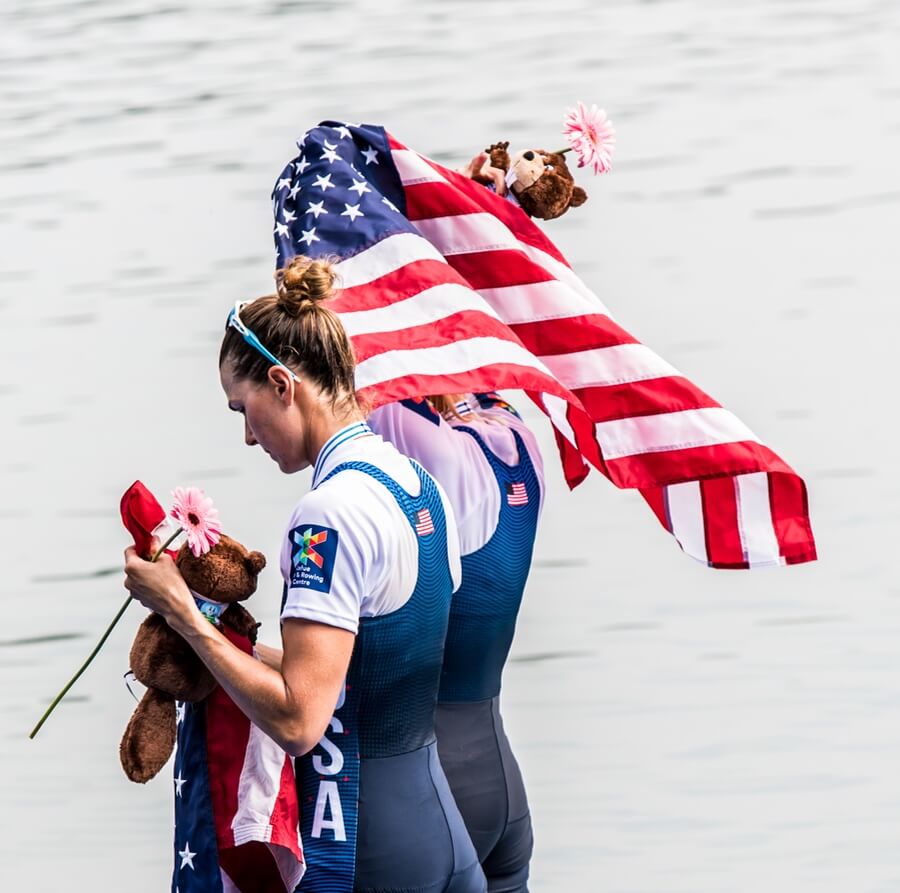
[276,255,337,316]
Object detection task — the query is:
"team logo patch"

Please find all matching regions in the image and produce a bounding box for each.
[290,525,339,593]
[506,481,529,506]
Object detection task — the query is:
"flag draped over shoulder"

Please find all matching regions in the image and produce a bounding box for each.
[271,121,816,570]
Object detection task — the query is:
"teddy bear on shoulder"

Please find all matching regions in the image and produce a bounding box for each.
[485,140,588,220]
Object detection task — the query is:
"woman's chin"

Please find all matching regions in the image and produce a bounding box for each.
[277,455,307,475]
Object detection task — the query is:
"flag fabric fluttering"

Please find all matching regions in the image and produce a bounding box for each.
[271,121,816,570]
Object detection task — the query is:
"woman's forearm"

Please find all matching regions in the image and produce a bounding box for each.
[175,612,317,755]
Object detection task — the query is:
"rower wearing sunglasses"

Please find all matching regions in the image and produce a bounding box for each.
[368,393,544,893]
[123,256,486,893]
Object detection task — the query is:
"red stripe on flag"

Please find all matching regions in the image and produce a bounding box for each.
[574,377,722,424]
[331,259,464,313]
[349,309,529,364]
[403,155,570,264]
[605,441,794,490]
[768,471,817,564]
[268,754,302,853]
[206,627,254,850]
[511,314,638,356]
[444,250,556,290]
[700,477,745,568]
[359,362,573,412]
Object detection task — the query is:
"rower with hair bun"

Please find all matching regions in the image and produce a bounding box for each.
[369,390,544,893]
[124,255,487,893]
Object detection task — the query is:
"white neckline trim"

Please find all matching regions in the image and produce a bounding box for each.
[312,421,373,488]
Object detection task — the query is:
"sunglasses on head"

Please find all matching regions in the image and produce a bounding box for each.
[226,300,301,383]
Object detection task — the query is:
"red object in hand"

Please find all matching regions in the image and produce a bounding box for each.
[120,480,167,559]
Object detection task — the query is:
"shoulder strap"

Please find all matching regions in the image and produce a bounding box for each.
[320,460,445,533]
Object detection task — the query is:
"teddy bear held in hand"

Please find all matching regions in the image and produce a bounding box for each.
[486,141,588,220]
[119,534,265,783]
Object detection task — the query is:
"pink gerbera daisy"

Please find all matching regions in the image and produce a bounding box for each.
[171,487,222,557]
[563,101,616,175]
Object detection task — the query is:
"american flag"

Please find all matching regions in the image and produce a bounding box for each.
[172,627,305,892]
[415,507,435,537]
[272,122,816,570]
[506,481,529,507]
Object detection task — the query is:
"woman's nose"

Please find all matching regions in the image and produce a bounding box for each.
[244,418,257,447]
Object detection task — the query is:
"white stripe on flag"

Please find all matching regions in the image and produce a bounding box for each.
[594,408,762,461]
[479,279,614,325]
[541,393,578,448]
[339,282,501,337]
[413,212,520,256]
[411,209,612,316]
[232,721,284,843]
[540,343,681,390]
[519,241,605,309]
[392,149,448,186]
[354,335,557,391]
[666,481,709,565]
[334,232,444,289]
[735,472,783,568]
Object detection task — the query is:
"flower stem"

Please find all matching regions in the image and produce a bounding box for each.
[28,527,183,739]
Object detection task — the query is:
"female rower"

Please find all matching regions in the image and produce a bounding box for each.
[123,256,486,893]
[368,392,544,893]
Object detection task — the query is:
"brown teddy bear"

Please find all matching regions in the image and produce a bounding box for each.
[119,534,265,783]
[485,140,588,220]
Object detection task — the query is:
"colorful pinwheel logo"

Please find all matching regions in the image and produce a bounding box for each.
[293,527,328,568]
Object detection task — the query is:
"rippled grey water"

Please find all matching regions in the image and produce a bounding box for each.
[3,1,899,889]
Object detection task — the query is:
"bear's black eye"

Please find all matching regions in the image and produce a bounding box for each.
[523,150,535,161]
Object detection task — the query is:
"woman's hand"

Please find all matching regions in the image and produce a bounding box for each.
[459,151,507,196]
[123,541,195,634]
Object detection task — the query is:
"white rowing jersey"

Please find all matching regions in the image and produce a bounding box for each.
[367,395,545,557]
[279,421,462,634]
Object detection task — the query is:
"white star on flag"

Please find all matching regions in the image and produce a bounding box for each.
[175,702,186,725]
[174,772,187,797]
[276,177,291,191]
[305,200,327,218]
[341,203,364,222]
[312,173,335,191]
[382,196,399,212]
[321,143,340,164]
[333,125,352,140]
[361,145,379,165]
[296,131,309,148]
[178,842,197,870]
[275,221,290,237]
[299,227,320,246]
[295,157,311,174]
[349,179,371,197]
[282,207,297,223]
[288,183,302,199]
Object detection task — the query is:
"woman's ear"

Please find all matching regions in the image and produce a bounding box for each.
[268,365,296,402]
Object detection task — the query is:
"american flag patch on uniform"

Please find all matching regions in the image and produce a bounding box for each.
[415,508,435,536]
[506,482,528,506]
